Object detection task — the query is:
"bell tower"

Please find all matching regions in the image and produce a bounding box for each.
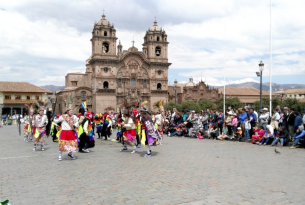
[91,14,117,59]
[142,20,169,63]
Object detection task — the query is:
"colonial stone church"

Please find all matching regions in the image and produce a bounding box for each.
[55,14,171,113]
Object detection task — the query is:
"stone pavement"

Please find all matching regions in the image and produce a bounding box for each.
[0,124,305,205]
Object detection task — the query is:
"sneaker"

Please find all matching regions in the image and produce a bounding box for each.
[263,143,266,146]
[259,143,262,146]
[137,144,142,148]
[68,153,75,160]
[82,148,90,153]
[41,147,45,151]
[26,140,28,143]
[120,147,128,151]
[168,132,170,137]
[143,153,151,157]
[290,146,296,149]
[33,148,36,152]
[131,149,137,154]
[58,155,62,161]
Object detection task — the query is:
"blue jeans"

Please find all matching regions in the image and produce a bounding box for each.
[272,138,286,146]
[260,137,270,144]
[245,129,250,139]
[293,138,301,146]
[204,123,208,131]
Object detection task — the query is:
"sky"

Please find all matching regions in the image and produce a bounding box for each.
[0,0,304,86]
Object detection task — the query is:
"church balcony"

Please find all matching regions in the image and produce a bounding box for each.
[96,89,116,93]
[151,90,168,94]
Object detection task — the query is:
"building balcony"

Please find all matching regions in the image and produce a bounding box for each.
[3,99,36,105]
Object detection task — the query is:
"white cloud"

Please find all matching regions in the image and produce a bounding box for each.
[0,0,304,86]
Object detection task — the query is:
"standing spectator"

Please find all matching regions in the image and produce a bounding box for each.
[46,108,53,137]
[245,117,251,140]
[249,108,257,136]
[231,113,238,139]
[287,108,296,140]
[294,112,302,131]
[217,109,224,134]
[276,105,282,114]
[3,114,7,125]
[239,108,247,137]
[259,108,269,131]
[201,110,209,131]
[210,109,217,126]
[171,108,176,122]
[182,110,188,122]
[270,109,280,135]
[225,111,233,137]
[282,107,289,129]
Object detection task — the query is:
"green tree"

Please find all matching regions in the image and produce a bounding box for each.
[197,99,216,110]
[164,101,176,112]
[254,97,281,111]
[282,98,305,112]
[217,97,243,110]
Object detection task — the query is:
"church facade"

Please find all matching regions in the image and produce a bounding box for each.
[55,15,171,113]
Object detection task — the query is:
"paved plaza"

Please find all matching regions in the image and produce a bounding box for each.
[0,124,305,205]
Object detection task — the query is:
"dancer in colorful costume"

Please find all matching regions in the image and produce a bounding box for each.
[50,114,61,142]
[78,111,95,152]
[54,105,79,161]
[23,103,35,142]
[101,111,112,140]
[140,102,161,157]
[121,107,138,153]
[95,113,103,139]
[154,100,165,145]
[32,101,48,151]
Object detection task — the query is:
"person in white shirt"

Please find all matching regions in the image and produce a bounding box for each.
[54,107,79,161]
[270,108,280,133]
[259,108,269,131]
[32,107,48,151]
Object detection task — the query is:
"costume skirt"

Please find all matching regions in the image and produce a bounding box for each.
[33,127,46,144]
[23,124,33,136]
[123,129,137,146]
[59,130,78,152]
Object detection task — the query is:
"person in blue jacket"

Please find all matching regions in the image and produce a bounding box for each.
[290,125,305,148]
[293,112,302,131]
[217,109,224,134]
[239,108,248,138]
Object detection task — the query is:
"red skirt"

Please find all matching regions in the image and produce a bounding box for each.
[59,130,77,141]
[59,130,78,152]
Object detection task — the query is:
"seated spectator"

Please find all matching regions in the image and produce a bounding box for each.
[217,123,228,140]
[290,125,305,149]
[210,125,219,140]
[170,124,187,137]
[234,127,242,142]
[271,126,288,147]
[259,125,274,146]
[251,125,264,144]
[197,128,205,139]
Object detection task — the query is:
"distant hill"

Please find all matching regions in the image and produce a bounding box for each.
[215,82,305,92]
[40,85,65,94]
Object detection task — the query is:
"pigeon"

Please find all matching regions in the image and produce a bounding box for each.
[274,148,281,154]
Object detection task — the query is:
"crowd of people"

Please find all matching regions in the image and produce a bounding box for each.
[162,105,305,148]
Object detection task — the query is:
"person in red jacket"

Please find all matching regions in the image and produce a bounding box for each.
[251,125,264,144]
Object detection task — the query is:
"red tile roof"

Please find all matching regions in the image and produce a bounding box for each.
[218,88,269,96]
[0,81,53,94]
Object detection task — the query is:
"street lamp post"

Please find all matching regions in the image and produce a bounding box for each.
[256,61,264,114]
[174,79,178,109]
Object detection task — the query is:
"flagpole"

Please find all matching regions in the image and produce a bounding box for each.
[269,0,272,115]
[223,7,227,118]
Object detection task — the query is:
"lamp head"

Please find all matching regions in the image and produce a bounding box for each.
[259,61,264,72]
[174,79,178,87]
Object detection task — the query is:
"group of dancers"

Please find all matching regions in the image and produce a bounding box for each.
[22,100,165,160]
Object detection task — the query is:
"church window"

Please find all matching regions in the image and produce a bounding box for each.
[131,78,136,87]
[151,36,152,40]
[157,36,160,41]
[157,83,162,90]
[165,37,167,41]
[103,81,109,89]
[157,70,162,75]
[155,47,161,56]
[118,78,122,85]
[102,42,109,53]
[104,31,107,36]
[113,32,115,36]
[104,67,108,73]
[96,31,99,35]
[143,79,147,85]
[81,91,86,100]
[71,81,77,86]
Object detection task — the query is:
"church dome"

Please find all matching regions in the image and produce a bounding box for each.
[96,14,111,26]
[149,21,161,31]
